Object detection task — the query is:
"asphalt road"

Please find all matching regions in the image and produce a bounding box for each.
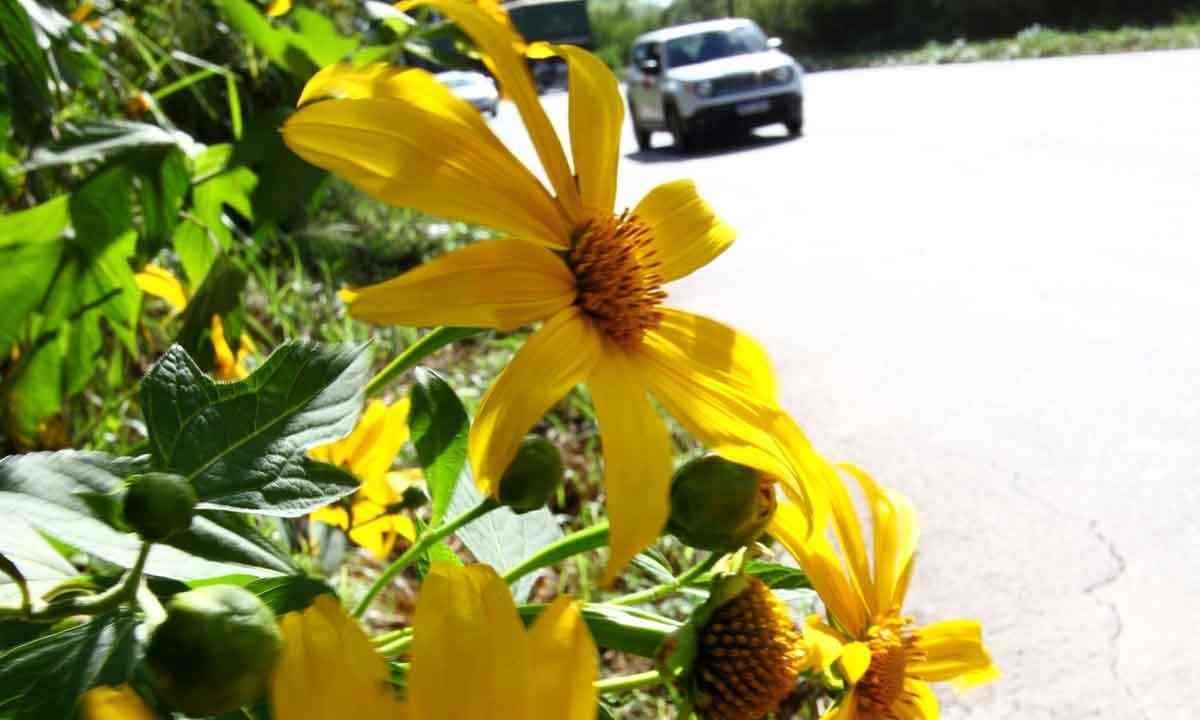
[490,49,1200,719]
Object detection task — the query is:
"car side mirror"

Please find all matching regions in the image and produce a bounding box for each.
[767,37,783,49]
[638,58,661,75]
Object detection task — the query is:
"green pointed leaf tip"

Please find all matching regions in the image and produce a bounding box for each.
[140,341,371,516]
[408,367,468,525]
[0,451,294,580]
[0,610,137,720]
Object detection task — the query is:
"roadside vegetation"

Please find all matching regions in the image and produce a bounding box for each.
[589,0,1200,70]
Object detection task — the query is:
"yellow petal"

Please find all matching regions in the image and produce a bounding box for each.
[402,0,583,221]
[346,500,400,559]
[409,563,530,717]
[283,70,570,248]
[823,464,874,618]
[528,42,622,214]
[266,0,291,16]
[272,595,408,720]
[79,684,156,720]
[639,314,790,481]
[342,238,575,331]
[839,463,919,612]
[839,641,872,684]
[589,346,672,585]
[135,264,189,313]
[801,614,848,671]
[310,504,350,530]
[649,308,776,401]
[470,308,601,494]
[909,620,999,688]
[527,597,599,720]
[309,398,411,490]
[633,179,735,282]
[771,497,870,636]
[893,679,939,720]
[210,315,245,381]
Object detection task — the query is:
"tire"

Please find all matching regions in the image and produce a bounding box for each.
[666,104,693,152]
[785,98,804,137]
[628,99,652,151]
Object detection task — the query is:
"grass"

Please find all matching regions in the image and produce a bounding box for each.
[805,21,1200,70]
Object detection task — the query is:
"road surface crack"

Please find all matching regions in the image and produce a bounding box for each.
[1083,520,1148,720]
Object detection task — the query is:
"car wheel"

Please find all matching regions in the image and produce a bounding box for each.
[785,98,804,137]
[627,99,652,151]
[666,104,693,152]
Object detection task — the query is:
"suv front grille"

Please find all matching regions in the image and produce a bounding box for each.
[711,69,788,97]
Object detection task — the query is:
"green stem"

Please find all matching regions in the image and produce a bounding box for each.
[364,326,482,397]
[0,543,152,623]
[375,631,413,658]
[610,554,719,607]
[594,670,664,694]
[501,521,609,586]
[353,499,497,617]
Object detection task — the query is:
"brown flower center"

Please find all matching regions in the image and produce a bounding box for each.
[856,614,926,718]
[693,577,804,720]
[568,212,666,346]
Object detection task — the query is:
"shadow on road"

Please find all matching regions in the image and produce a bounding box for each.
[624,131,798,163]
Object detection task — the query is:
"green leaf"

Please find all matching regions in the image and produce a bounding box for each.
[133,147,190,258]
[0,451,291,580]
[518,603,678,658]
[212,0,357,78]
[174,254,247,371]
[742,560,811,590]
[173,143,256,282]
[0,610,138,719]
[408,367,467,525]
[0,196,68,352]
[232,108,327,226]
[446,469,562,601]
[245,575,335,616]
[21,121,188,171]
[140,342,371,515]
[0,0,52,136]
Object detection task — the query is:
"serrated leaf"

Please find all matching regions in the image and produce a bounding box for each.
[0,610,138,719]
[446,469,562,602]
[408,367,467,525]
[245,575,335,616]
[140,342,370,515]
[0,451,290,580]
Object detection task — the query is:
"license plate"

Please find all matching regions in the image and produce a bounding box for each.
[736,100,770,116]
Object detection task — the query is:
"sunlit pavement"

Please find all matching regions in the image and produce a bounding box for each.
[489,49,1200,719]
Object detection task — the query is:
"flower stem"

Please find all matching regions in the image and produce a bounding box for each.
[364,326,482,397]
[610,553,720,606]
[501,521,609,586]
[594,670,665,694]
[0,542,153,623]
[353,498,498,618]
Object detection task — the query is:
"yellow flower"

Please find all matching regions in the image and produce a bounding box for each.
[282,1,812,580]
[266,0,292,17]
[307,398,417,558]
[80,684,156,720]
[135,264,254,381]
[271,563,597,719]
[771,460,999,719]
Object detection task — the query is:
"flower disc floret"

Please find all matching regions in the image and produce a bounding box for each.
[569,212,666,346]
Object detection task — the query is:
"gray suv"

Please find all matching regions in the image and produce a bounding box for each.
[626,18,804,151]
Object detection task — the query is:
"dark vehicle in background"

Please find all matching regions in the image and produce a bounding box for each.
[626,18,805,151]
[505,0,592,90]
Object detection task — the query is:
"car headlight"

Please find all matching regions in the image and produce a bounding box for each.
[768,66,795,84]
[687,80,714,97]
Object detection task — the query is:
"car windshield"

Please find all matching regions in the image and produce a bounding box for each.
[664,26,768,68]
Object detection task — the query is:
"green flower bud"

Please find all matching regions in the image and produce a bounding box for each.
[146,585,283,716]
[666,455,777,552]
[498,436,564,514]
[122,473,197,541]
